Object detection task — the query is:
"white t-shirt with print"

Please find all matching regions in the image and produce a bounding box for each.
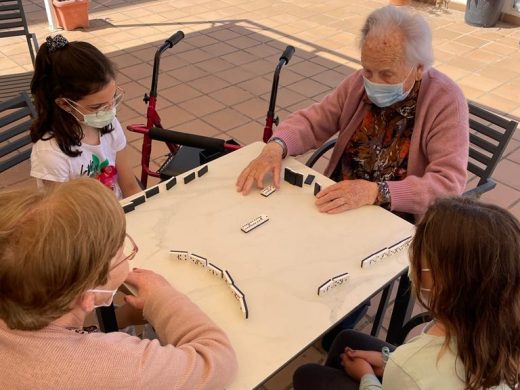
[30,118,126,199]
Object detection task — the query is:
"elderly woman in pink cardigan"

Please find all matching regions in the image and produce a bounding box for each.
[236,6,469,220]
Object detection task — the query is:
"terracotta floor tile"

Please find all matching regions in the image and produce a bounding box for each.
[226,120,265,146]
[478,64,520,82]
[262,87,307,109]
[169,65,208,83]
[190,75,230,94]
[508,147,520,164]
[290,61,329,78]
[206,29,243,41]
[185,34,220,48]
[286,98,317,113]
[481,181,520,209]
[179,95,226,116]
[202,108,250,131]
[202,42,240,57]
[241,59,276,77]
[161,83,203,104]
[210,85,254,106]
[177,118,220,138]
[233,97,269,120]
[492,159,520,190]
[458,74,503,93]
[119,62,154,82]
[454,35,490,49]
[438,41,475,55]
[176,48,213,64]
[447,56,487,72]
[158,55,190,72]
[220,50,259,66]
[216,67,256,85]
[477,94,520,114]
[158,105,196,128]
[227,36,262,50]
[237,76,274,96]
[482,42,519,56]
[312,69,347,88]
[489,82,520,103]
[459,84,486,100]
[243,43,281,58]
[287,78,331,98]
[196,57,235,73]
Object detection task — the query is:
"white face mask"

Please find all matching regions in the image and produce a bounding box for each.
[88,288,117,308]
[62,98,118,129]
[81,107,116,128]
[363,67,415,107]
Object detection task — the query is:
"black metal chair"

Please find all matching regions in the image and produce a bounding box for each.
[0,0,38,104]
[0,92,36,173]
[0,0,38,64]
[304,102,518,345]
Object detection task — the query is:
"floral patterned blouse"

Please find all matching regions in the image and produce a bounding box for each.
[335,80,421,183]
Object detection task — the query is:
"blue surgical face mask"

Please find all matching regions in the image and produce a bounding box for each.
[363,67,415,107]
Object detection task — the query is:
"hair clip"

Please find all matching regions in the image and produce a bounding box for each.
[46,34,69,53]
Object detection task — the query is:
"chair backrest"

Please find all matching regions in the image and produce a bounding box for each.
[467,102,517,187]
[0,92,36,173]
[0,0,38,64]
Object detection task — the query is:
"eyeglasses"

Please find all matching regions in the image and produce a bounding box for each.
[64,86,125,118]
[110,233,138,270]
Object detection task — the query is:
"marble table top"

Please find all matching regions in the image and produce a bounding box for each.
[123,142,415,389]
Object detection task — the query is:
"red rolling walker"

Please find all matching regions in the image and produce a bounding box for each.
[127,31,295,188]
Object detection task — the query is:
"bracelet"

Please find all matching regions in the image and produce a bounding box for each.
[268,137,288,159]
[375,181,391,207]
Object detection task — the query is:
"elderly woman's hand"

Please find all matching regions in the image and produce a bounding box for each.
[123,268,172,310]
[315,179,378,213]
[236,142,283,195]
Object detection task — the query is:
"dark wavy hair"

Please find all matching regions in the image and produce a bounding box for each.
[410,197,520,389]
[30,40,116,157]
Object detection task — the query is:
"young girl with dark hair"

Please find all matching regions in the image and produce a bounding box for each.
[30,34,141,199]
[294,197,520,389]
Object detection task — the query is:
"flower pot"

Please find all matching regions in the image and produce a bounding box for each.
[465,0,506,27]
[52,0,89,31]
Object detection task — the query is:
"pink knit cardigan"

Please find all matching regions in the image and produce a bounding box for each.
[0,285,237,389]
[275,68,469,217]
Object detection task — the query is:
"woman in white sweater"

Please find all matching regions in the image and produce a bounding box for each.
[294,197,520,389]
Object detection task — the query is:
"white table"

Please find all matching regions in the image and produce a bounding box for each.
[123,142,414,389]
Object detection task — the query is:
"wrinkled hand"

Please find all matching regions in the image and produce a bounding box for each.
[315,179,378,214]
[340,352,375,382]
[123,268,172,310]
[344,348,385,377]
[236,142,283,195]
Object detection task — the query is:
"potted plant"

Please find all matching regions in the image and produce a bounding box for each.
[465,0,507,27]
[52,0,90,31]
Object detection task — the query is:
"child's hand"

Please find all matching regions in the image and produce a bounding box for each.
[344,348,386,376]
[123,268,172,310]
[340,353,374,381]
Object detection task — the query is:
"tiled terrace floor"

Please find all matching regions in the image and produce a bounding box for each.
[1,0,519,388]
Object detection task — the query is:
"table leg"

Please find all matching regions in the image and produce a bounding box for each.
[385,270,415,345]
[370,282,392,337]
